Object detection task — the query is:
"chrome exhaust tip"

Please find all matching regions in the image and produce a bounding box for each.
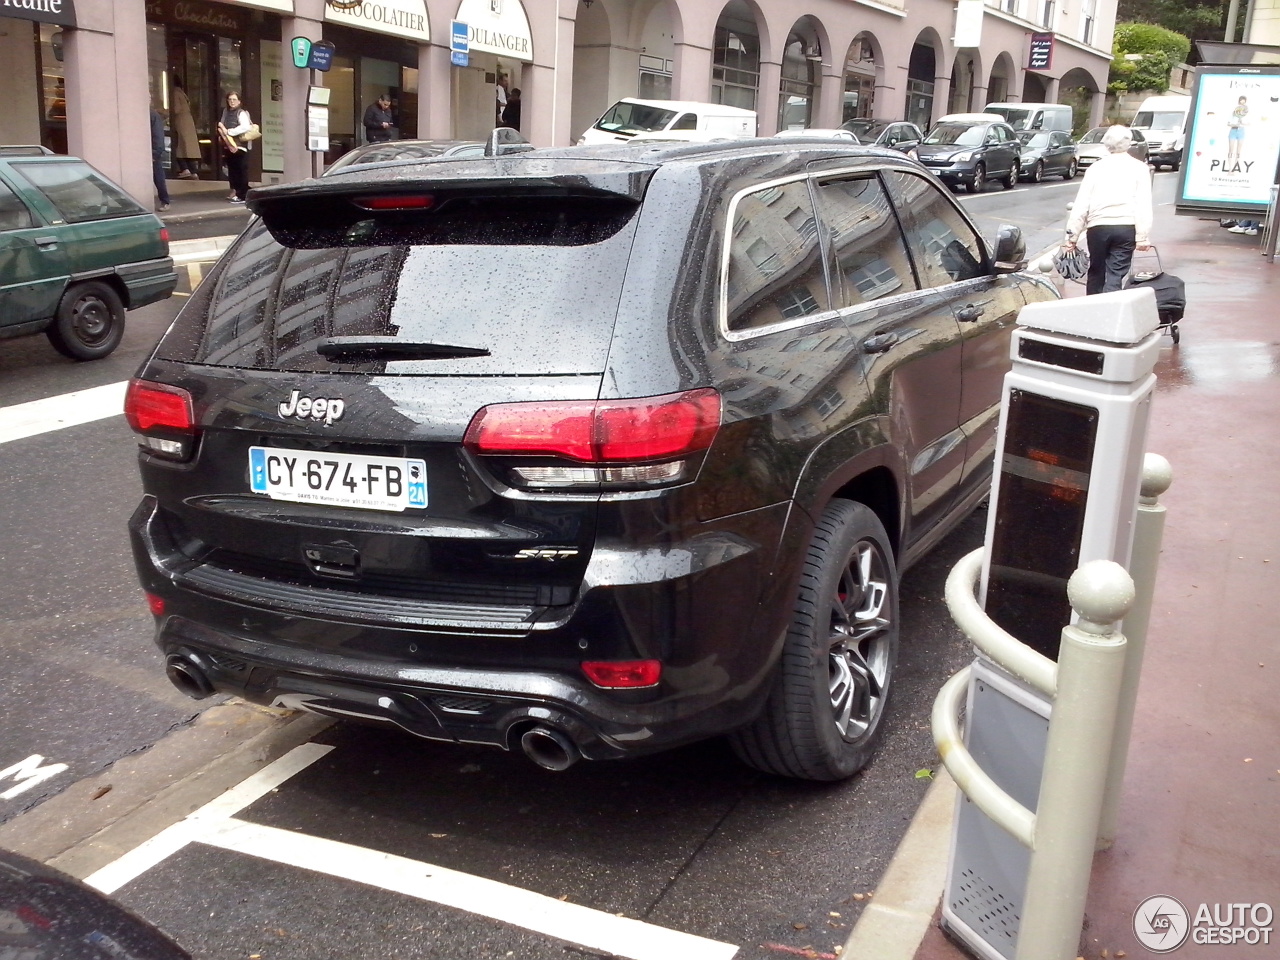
[165,654,215,700]
[519,725,580,772]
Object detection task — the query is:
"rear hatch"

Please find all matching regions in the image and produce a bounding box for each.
[132,160,652,628]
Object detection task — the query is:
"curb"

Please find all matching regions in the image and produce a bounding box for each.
[842,771,956,960]
[0,701,332,880]
[170,234,237,265]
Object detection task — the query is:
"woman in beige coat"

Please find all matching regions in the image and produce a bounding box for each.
[170,76,202,179]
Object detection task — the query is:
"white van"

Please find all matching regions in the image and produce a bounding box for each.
[1132,95,1192,170]
[982,102,1073,133]
[578,98,757,146]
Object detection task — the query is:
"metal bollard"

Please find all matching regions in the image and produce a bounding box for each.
[1015,560,1133,960]
[1096,453,1173,850]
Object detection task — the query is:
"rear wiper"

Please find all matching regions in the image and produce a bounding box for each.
[317,336,490,361]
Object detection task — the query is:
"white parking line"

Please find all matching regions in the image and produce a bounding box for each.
[84,743,738,960]
[203,818,738,960]
[0,381,127,445]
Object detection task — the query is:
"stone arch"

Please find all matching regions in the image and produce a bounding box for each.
[987,51,1018,105]
[1059,65,1104,133]
[842,31,883,122]
[949,49,984,114]
[905,28,947,129]
[711,0,768,110]
[777,15,829,130]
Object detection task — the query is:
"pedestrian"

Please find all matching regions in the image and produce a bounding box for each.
[1228,219,1261,236]
[170,76,201,178]
[363,94,395,143]
[500,87,521,131]
[217,91,252,204]
[495,75,508,125]
[149,107,170,212]
[1064,125,1153,295]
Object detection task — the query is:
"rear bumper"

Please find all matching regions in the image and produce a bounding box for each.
[130,494,793,760]
[116,257,178,309]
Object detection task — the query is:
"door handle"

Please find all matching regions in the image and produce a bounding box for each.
[34,235,58,248]
[863,332,899,354]
[955,300,992,322]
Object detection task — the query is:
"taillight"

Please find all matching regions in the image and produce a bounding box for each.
[464,389,720,490]
[581,659,661,688]
[124,379,196,460]
[145,592,166,617]
[352,195,435,210]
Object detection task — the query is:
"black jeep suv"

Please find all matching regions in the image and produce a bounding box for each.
[126,138,1056,780]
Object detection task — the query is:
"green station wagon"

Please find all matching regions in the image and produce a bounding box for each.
[0,147,177,360]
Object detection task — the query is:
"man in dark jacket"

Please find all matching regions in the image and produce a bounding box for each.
[363,95,395,143]
[150,108,170,212]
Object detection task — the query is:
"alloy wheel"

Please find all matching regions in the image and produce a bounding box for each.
[827,539,893,739]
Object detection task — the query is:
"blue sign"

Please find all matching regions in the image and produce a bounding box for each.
[450,19,469,65]
[308,40,336,72]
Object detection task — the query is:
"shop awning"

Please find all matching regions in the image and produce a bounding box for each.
[325,0,430,43]
[455,0,532,62]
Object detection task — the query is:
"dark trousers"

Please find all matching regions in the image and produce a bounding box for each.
[225,149,250,201]
[152,158,170,205]
[1084,224,1136,295]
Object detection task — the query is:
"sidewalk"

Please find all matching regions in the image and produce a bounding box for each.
[159,176,257,223]
[853,207,1280,960]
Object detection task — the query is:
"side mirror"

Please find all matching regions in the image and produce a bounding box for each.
[485,126,533,157]
[992,223,1026,273]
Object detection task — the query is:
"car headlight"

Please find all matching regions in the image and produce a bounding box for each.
[951,151,973,163]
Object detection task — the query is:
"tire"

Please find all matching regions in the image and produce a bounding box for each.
[729,500,900,781]
[966,164,986,194]
[1064,159,1078,180]
[1170,323,1181,345]
[46,281,125,361]
[1002,165,1017,189]
[1029,161,1044,184]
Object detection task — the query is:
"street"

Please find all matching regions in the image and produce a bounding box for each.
[0,175,1183,959]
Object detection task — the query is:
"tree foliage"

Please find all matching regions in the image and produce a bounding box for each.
[1108,22,1193,94]
[1116,0,1225,47]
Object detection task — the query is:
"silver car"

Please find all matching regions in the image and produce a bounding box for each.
[1074,127,1148,169]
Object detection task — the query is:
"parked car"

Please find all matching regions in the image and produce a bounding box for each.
[324,139,485,175]
[0,146,176,360]
[127,138,1056,782]
[578,98,756,145]
[1075,126,1149,168]
[773,128,859,141]
[0,846,191,959]
[1016,130,1078,182]
[839,119,924,153]
[915,116,1021,192]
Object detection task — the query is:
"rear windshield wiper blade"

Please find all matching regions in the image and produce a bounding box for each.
[317,337,490,361]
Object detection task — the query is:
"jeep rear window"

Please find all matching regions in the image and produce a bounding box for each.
[12,160,146,223]
[156,199,641,375]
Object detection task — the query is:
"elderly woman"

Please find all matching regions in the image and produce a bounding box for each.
[1064,125,1153,295]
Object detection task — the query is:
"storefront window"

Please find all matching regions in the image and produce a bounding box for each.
[39,23,66,154]
[217,37,243,100]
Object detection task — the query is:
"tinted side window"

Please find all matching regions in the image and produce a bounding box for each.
[886,171,987,287]
[812,175,917,309]
[671,113,697,130]
[726,179,830,332]
[0,179,34,230]
[12,161,146,223]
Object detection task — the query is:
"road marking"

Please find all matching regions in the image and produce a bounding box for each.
[0,754,69,800]
[0,381,127,445]
[202,818,738,960]
[84,742,738,959]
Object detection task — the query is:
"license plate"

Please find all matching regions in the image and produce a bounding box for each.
[249,447,427,512]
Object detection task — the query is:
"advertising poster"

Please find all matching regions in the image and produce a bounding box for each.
[259,40,285,174]
[1181,68,1280,209]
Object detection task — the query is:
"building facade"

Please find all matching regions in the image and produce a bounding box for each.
[0,0,1117,210]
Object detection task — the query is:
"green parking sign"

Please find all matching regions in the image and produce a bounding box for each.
[291,37,312,69]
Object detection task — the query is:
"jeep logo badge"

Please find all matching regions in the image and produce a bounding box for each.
[278,389,346,425]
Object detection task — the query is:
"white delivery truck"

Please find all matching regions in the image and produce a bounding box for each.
[982,102,1073,133]
[1132,95,1192,170]
[578,98,757,145]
